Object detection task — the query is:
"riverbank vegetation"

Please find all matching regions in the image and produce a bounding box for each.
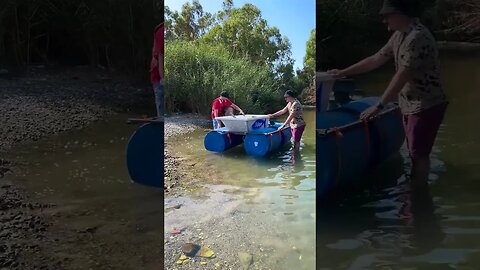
[0,0,163,81]
[165,0,315,113]
[317,0,480,69]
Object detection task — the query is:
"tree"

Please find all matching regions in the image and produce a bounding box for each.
[165,0,214,41]
[276,62,296,92]
[303,28,315,77]
[441,0,480,42]
[201,3,292,70]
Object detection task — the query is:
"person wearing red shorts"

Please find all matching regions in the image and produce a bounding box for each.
[328,0,448,187]
[268,90,306,152]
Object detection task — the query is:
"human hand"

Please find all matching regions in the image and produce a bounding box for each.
[360,106,380,121]
[240,110,245,115]
[326,69,346,79]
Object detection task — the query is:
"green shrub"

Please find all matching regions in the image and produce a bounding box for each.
[165,40,284,114]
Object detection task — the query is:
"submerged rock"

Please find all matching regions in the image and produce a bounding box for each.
[238,251,253,270]
[182,243,200,257]
[197,246,215,258]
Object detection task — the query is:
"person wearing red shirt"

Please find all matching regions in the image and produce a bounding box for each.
[150,20,164,117]
[211,91,245,129]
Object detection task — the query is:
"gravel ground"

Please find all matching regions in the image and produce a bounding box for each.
[163,114,210,195]
[164,114,210,140]
[0,66,154,269]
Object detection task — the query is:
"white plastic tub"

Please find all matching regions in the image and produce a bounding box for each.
[215,114,269,133]
[316,72,336,112]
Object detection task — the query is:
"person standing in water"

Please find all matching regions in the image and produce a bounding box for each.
[268,90,306,152]
[150,20,164,117]
[327,0,447,188]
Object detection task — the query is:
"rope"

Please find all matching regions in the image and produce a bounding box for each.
[226,132,232,145]
[362,120,371,164]
[268,133,273,153]
[332,127,343,186]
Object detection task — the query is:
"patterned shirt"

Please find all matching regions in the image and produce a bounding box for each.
[379,19,447,114]
[288,99,306,129]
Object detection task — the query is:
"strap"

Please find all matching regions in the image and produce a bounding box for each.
[332,128,343,186]
[226,132,232,145]
[362,120,371,160]
[267,133,273,153]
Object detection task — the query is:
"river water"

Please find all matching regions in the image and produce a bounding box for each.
[4,50,479,269]
[165,110,316,269]
[315,50,480,269]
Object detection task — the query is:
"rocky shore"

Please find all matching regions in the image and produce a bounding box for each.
[0,66,154,269]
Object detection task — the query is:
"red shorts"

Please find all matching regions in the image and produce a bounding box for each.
[291,125,306,143]
[403,102,447,159]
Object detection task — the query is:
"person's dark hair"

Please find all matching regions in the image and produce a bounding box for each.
[220,91,229,98]
[284,90,297,98]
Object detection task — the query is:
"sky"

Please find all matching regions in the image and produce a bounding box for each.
[165,0,316,71]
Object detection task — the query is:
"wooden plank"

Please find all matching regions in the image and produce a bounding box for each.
[126,116,164,124]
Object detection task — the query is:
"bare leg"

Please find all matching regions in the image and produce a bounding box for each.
[294,142,300,152]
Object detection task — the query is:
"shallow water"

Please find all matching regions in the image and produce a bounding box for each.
[5,114,165,268]
[166,110,316,269]
[4,50,478,269]
[315,50,480,269]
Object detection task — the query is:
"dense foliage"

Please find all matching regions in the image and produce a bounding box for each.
[0,0,163,80]
[165,0,316,112]
[317,0,480,69]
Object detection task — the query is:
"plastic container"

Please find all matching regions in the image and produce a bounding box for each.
[316,72,336,112]
[126,122,164,188]
[272,122,292,145]
[215,115,269,133]
[243,127,283,157]
[204,127,244,152]
[316,97,405,198]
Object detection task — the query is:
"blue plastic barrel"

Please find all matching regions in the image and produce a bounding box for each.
[316,97,405,198]
[272,122,292,145]
[281,127,292,145]
[126,122,164,188]
[244,127,282,157]
[204,128,244,152]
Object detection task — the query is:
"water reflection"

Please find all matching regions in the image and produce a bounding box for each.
[400,149,445,254]
[317,144,450,268]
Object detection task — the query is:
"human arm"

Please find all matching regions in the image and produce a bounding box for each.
[230,103,245,115]
[328,34,395,78]
[360,33,424,120]
[279,112,294,129]
[268,105,288,118]
[360,66,413,120]
[328,53,391,78]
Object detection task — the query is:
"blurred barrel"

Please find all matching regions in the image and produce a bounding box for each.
[204,128,244,152]
[272,122,292,145]
[243,127,283,157]
[316,97,405,197]
[126,122,164,188]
